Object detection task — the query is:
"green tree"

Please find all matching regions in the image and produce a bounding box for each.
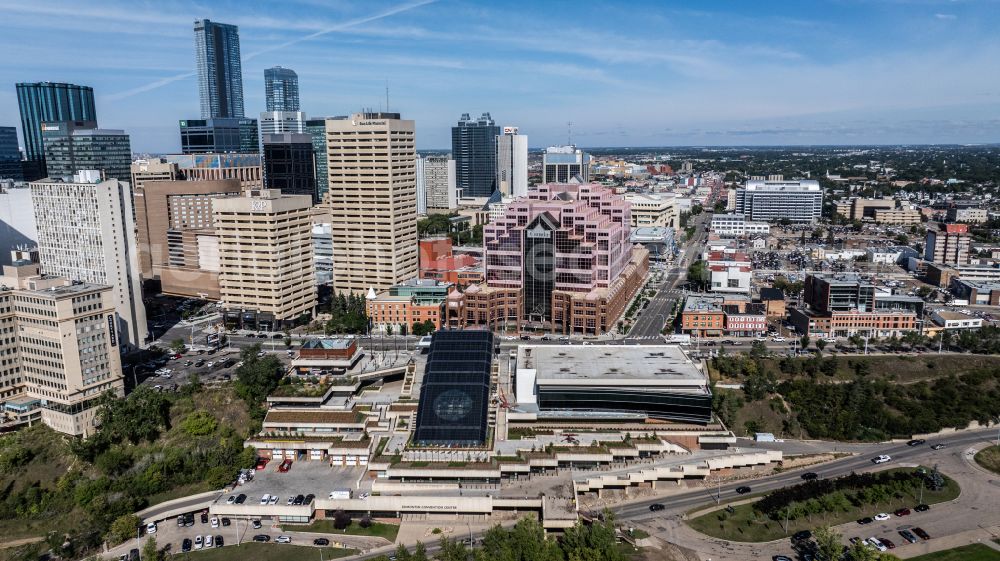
[107,514,141,545]
[169,339,185,353]
[800,334,810,350]
[816,338,827,352]
[436,537,468,561]
[813,525,843,561]
[687,260,709,290]
[233,344,283,417]
[142,536,159,561]
[749,340,768,359]
[180,411,217,436]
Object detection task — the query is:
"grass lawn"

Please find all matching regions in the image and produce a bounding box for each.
[974,445,1000,475]
[167,543,356,561]
[907,543,1000,561]
[687,468,960,542]
[283,519,400,541]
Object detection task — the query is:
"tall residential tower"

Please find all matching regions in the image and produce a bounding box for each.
[30,170,148,348]
[496,126,528,197]
[194,19,244,119]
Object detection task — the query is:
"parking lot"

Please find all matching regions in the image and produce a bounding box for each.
[226,460,367,509]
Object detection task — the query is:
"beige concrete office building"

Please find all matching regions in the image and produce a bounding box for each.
[213,189,316,328]
[323,113,418,293]
[0,262,123,436]
[624,192,676,228]
[132,177,241,298]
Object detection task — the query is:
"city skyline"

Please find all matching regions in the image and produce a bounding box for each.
[0,0,998,152]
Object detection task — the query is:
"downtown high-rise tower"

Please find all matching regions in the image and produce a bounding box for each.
[194,19,245,119]
[452,112,499,198]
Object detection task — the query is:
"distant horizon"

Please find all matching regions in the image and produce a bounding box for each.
[2,1,999,152]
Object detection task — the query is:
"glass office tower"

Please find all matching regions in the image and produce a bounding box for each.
[15,82,97,177]
[451,112,499,198]
[264,66,299,112]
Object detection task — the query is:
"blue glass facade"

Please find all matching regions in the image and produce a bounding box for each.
[451,112,499,198]
[264,66,300,112]
[41,121,132,181]
[15,82,96,175]
[194,19,244,119]
[262,133,316,202]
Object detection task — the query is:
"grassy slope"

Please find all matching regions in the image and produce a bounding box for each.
[974,445,1000,475]
[168,543,357,561]
[0,386,252,542]
[283,519,400,541]
[687,469,960,542]
[908,543,1000,561]
[710,353,1000,384]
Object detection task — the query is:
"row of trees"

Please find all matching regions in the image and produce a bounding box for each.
[755,469,939,519]
[370,516,625,561]
[322,291,369,334]
[234,344,284,421]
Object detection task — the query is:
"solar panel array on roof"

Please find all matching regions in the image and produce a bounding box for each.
[413,330,494,446]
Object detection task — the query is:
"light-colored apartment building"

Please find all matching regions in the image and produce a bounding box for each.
[0,261,122,436]
[30,171,147,348]
[420,154,457,211]
[213,189,316,328]
[323,113,418,293]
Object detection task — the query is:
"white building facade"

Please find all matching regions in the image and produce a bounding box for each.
[30,171,148,348]
[735,178,823,223]
[495,127,528,197]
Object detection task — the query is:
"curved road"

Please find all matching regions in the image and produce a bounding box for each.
[615,428,998,521]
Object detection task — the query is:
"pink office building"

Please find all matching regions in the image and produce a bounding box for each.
[450,183,649,334]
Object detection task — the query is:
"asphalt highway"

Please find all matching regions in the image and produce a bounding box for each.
[614,428,999,521]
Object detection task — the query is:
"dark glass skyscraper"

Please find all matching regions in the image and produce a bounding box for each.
[0,126,21,180]
[264,66,300,112]
[179,118,258,154]
[194,19,244,119]
[15,82,96,177]
[262,133,316,202]
[41,120,132,181]
[451,112,499,198]
[305,118,331,201]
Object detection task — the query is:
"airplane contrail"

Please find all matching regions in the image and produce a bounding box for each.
[104,0,437,102]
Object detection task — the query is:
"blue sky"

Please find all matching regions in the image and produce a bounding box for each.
[1,0,998,151]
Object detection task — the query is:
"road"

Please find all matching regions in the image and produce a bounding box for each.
[628,215,709,339]
[613,427,999,521]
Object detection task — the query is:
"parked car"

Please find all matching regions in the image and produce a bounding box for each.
[304,493,315,504]
[256,457,270,470]
[252,519,262,529]
[200,512,209,524]
[871,455,891,464]
[275,536,292,544]
[210,517,219,528]
[221,517,231,527]
[313,538,330,546]
[913,527,930,540]
[879,538,895,549]
[286,496,295,506]
[873,513,890,521]
[293,494,305,505]
[278,459,293,472]
[792,530,812,541]
[253,534,270,542]
[226,495,236,505]
[194,536,203,550]
[235,493,247,504]
[893,508,910,517]
[216,535,224,547]
[259,494,271,505]
[915,503,930,512]
[898,530,919,544]
[177,516,185,527]
[146,522,157,534]
[866,538,887,552]
[268,495,278,505]
[205,535,214,548]
[181,539,192,552]
[930,443,945,450]
[857,517,873,525]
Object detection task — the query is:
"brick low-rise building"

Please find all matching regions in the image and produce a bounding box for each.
[366,278,451,334]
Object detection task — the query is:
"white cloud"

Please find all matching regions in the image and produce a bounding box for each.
[934,13,958,19]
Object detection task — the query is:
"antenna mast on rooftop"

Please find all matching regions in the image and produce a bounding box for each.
[567,121,573,146]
